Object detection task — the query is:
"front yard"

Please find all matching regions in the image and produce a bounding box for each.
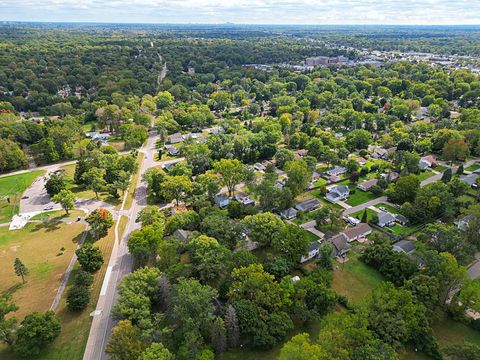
[345,189,381,206]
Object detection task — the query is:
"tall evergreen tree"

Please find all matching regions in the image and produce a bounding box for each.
[14,258,28,283]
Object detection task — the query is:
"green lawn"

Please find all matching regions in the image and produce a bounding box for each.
[0,170,45,223]
[313,178,328,187]
[391,223,423,236]
[374,202,399,214]
[345,189,380,206]
[433,165,448,172]
[351,208,377,222]
[465,164,480,172]
[332,250,384,305]
[416,171,435,181]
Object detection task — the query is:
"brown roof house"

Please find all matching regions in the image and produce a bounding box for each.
[341,223,372,242]
[357,178,378,191]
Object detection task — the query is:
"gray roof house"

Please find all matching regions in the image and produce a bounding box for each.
[326,185,350,203]
[164,145,180,156]
[454,215,473,231]
[234,193,255,206]
[295,198,321,212]
[253,163,266,171]
[300,241,321,263]
[393,240,416,255]
[168,132,184,144]
[377,212,396,227]
[214,194,230,208]
[326,166,347,177]
[172,229,192,242]
[395,214,409,226]
[330,233,351,257]
[357,178,378,191]
[280,207,298,220]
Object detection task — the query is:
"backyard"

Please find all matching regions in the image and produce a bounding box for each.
[345,188,381,206]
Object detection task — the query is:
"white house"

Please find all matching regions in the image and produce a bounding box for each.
[300,241,321,263]
[326,185,350,203]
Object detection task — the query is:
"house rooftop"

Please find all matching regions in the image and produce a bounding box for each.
[342,223,372,241]
[393,240,416,254]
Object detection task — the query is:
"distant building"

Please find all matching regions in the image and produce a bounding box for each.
[234,192,255,207]
[164,145,179,156]
[168,132,183,144]
[326,166,347,177]
[393,240,416,255]
[214,194,230,208]
[341,223,372,242]
[295,198,321,212]
[357,179,378,191]
[329,233,351,257]
[280,207,298,220]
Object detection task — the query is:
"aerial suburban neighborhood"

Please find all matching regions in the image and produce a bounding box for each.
[0,9,479,360]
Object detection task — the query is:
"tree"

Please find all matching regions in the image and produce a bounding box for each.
[361,209,368,223]
[188,235,232,281]
[155,91,174,109]
[128,225,164,266]
[346,129,372,150]
[45,172,66,196]
[136,206,165,226]
[272,224,310,265]
[13,311,61,357]
[284,159,311,196]
[85,208,114,239]
[211,317,227,354]
[139,343,174,360]
[213,159,246,197]
[82,167,106,199]
[106,320,145,360]
[317,243,334,271]
[441,167,452,183]
[367,283,429,349]
[279,333,326,360]
[0,138,28,172]
[76,244,104,273]
[0,295,18,346]
[387,174,420,204]
[66,284,90,311]
[224,305,240,348]
[185,143,213,175]
[14,258,28,283]
[52,189,75,215]
[243,212,285,247]
[444,341,480,360]
[160,175,193,206]
[443,138,469,162]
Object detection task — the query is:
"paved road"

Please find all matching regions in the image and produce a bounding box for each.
[343,196,388,216]
[83,132,158,360]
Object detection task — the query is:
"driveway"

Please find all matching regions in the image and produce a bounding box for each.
[343,196,387,216]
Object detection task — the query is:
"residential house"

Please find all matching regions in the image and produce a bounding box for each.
[234,193,255,206]
[204,126,224,134]
[253,163,266,172]
[168,132,183,144]
[326,174,342,183]
[295,198,321,212]
[419,155,438,170]
[395,214,409,226]
[357,178,378,191]
[86,131,110,145]
[377,212,396,227]
[326,166,347,177]
[454,215,472,231]
[342,223,372,242]
[300,241,321,263]
[325,185,350,203]
[355,157,367,166]
[371,148,388,160]
[214,194,230,208]
[381,171,400,183]
[183,132,203,141]
[164,145,179,156]
[172,229,191,243]
[329,233,351,257]
[393,240,416,255]
[280,207,298,220]
[275,179,286,189]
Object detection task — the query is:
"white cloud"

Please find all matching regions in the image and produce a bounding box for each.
[0,0,478,24]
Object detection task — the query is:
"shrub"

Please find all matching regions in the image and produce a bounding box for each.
[73,270,94,287]
[67,285,91,311]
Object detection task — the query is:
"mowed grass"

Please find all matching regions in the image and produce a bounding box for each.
[0,221,85,319]
[60,164,120,207]
[416,171,435,181]
[332,250,384,305]
[465,164,480,172]
[30,209,85,221]
[345,189,380,206]
[0,170,45,223]
[0,219,119,360]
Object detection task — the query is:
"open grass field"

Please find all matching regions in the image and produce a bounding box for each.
[391,223,424,236]
[416,170,435,181]
[60,164,120,207]
[0,170,45,223]
[332,250,384,305]
[30,209,85,221]
[0,218,119,360]
[0,221,85,319]
[345,189,380,206]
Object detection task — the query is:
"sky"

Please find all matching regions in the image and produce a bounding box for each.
[0,0,479,25]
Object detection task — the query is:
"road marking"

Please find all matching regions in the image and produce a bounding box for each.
[100,266,112,296]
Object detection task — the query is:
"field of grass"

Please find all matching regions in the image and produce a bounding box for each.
[0,171,45,223]
[416,171,435,181]
[313,178,328,187]
[60,164,120,207]
[0,218,119,360]
[124,152,145,210]
[351,208,377,222]
[0,221,85,319]
[465,164,480,172]
[433,165,448,172]
[332,250,384,305]
[345,189,380,206]
[391,223,423,236]
[30,209,85,221]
